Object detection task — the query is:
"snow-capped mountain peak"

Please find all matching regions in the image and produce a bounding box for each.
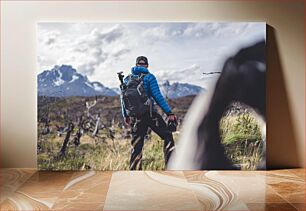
[38,65,117,97]
[38,65,205,98]
[159,80,205,99]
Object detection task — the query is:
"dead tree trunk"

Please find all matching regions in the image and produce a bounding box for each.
[73,116,83,146]
[59,122,74,156]
[92,114,101,137]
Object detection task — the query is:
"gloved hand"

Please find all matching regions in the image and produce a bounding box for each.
[167,113,177,123]
[166,113,178,132]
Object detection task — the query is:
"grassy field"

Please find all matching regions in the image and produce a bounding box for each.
[38,129,180,170]
[38,96,264,170]
[220,112,264,170]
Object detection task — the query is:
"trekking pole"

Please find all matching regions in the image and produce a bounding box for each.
[117,71,126,90]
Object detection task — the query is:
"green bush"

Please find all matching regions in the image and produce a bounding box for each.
[220,112,264,170]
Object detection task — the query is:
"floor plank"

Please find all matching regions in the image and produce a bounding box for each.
[52,171,112,210]
[0,168,304,211]
[103,171,203,210]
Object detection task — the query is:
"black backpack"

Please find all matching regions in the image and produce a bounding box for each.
[121,73,151,117]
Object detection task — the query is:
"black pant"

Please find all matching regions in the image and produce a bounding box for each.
[130,112,175,170]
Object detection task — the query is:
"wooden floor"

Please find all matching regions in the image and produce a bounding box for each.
[0,169,304,210]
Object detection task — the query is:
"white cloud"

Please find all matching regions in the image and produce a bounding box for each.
[42,31,60,46]
[38,24,131,77]
[156,64,201,82]
[183,23,250,38]
[140,22,238,41]
[38,22,266,88]
[141,25,169,42]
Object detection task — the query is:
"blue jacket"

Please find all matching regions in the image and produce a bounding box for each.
[121,66,172,117]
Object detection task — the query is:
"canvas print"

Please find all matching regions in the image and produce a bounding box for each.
[37,22,266,170]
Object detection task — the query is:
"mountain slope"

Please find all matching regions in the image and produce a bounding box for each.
[159,80,205,99]
[38,65,117,97]
[38,65,205,98]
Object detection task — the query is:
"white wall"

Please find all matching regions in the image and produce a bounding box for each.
[1,1,304,168]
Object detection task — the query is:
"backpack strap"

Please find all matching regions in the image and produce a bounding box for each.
[125,74,132,85]
[139,72,153,117]
[139,73,148,79]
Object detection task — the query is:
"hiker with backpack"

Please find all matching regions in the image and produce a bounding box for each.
[118,56,177,170]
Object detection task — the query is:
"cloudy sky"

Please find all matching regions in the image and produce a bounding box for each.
[37,22,265,88]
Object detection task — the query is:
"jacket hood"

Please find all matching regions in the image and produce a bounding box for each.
[131,66,150,75]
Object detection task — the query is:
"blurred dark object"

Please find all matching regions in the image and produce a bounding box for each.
[169,40,266,170]
[167,119,177,132]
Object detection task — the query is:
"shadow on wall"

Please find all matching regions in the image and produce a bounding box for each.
[266,25,299,169]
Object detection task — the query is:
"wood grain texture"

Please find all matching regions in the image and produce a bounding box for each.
[0,169,304,210]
